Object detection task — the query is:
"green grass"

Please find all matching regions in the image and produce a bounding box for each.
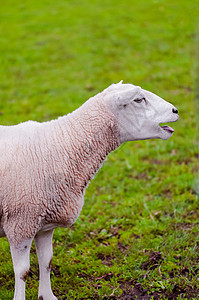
[0,0,199,299]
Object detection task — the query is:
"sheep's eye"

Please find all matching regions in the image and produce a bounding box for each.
[134,98,145,103]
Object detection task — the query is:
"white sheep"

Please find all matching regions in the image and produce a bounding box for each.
[0,82,179,300]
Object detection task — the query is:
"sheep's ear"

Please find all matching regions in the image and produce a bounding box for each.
[103,80,123,93]
[102,83,116,93]
[115,86,141,106]
[117,80,123,85]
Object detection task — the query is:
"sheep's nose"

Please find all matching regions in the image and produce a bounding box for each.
[172,107,178,114]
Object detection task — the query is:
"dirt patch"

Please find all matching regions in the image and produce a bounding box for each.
[110,225,123,237]
[96,273,114,281]
[195,153,199,160]
[176,221,199,231]
[116,281,199,300]
[135,172,148,180]
[97,253,113,266]
[118,282,154,300]
[140,251,163,270]
[68,270,199,300]
[117,242,129,253]
[177,157,193,165]
[150,159,163,165]
[51,264,61,276]
[130,233,140,239]
[162,188,172,199]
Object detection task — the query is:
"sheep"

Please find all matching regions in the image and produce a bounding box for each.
[0,81,179,300]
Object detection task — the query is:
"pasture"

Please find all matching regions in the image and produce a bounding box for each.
[0,0,198,299]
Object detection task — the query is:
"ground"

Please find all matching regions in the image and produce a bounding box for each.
[0,0,198,299]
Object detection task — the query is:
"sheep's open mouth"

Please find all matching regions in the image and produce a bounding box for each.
[160,125,174,133]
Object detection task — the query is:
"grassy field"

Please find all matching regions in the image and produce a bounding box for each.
[0,0,199,299]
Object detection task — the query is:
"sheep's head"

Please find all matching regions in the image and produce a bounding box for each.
[102,81,179,143]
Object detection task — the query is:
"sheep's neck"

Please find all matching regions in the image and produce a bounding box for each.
[56,97,120,196]
[39,97,120,227]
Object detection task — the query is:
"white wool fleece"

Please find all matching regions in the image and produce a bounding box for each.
[0,94,119,246]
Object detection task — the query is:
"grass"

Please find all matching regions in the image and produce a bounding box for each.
[0,0,198,299]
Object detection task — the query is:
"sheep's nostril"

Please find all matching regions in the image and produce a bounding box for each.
[172,108,178,114]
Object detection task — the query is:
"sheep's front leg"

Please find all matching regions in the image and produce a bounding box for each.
[10,238,33,300]
[34,230,57,300]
